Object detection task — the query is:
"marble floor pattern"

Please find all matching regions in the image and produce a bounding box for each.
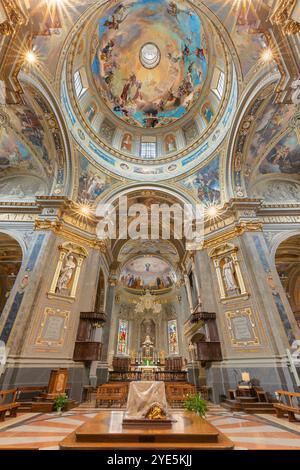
[0,405,299,450]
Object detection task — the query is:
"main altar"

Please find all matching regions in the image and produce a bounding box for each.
[60,381,234,450]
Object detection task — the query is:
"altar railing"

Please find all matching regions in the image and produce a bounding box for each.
[108,370,187,382]
[109,370,143,382]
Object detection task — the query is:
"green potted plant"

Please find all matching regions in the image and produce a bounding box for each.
[183,392,207,417]
[53,393,67,413]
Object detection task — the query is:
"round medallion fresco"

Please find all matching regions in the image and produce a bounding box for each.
[91,0,208,128]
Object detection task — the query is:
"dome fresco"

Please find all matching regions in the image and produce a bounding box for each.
[91,0,208,128]
[61,0,238,180]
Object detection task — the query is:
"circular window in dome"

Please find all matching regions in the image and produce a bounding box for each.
[140,43,161,69]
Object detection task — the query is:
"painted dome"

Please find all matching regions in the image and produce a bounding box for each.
[91,0,208,128]
[61,0,238,180]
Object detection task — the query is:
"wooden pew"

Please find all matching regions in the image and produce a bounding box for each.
[165,383,196,407]
[0,389,20,421]
[273,390,300,422]
[16,386,48,412]
[96,383,128,408]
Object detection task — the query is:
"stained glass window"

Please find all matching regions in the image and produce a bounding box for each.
[168,320,179,355]
[117,319,128,355]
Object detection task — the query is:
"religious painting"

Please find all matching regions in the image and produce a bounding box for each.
[164,134,177,154]
[84,101,97,123]
[251,180,300,203]
[91,0,208,128]
[0,129,37,172]
[121,133,133,152]
[247,99,294,166]
[14,104,51,169]
[180,155,221,204]
[201,101,214,124]
[0,175,47,200]
[168,320,179,355]
[78,153,118,202]
[99,119,115,144]
[258,131,300,176]
[119,256,176,290]
[117,319,128,355]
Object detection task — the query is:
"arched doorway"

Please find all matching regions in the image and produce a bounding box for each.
[275,235,300,328]
[0,233,23,317]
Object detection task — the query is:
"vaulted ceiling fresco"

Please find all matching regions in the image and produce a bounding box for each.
[91,0,208,128]
[119,255,176,291]
[0,0,299,208]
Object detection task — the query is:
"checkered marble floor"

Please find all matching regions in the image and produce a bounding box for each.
[0,405,299,450]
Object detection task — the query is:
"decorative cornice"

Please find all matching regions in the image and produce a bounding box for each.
[203,221,262,249]
[34,219,106,252]
[271,0,300,35]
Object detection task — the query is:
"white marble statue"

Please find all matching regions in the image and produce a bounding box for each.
[56,252,76,293]
[222,257,238,292]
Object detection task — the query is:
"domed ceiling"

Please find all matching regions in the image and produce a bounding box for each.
[60,0,238,181]
[91,0,208,128]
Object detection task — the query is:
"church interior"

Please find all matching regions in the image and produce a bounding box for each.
[0,0,300,453]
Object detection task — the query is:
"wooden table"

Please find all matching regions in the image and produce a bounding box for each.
[60,410,234,450]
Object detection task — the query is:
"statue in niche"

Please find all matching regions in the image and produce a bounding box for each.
[140,319,156,361]
[56,251,76,294]
[222,257,240,295]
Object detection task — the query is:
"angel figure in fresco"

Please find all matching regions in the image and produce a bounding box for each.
[195,47,205,60]
[104,15,121,30]
[167,1,178,17]
[222,257,238,293]
[56,251,76,294]
[271,144,290,166]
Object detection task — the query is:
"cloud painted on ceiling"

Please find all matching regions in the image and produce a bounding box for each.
[91,0,208,128]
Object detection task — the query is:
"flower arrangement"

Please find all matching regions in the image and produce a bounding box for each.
[183,392,207,417]
[53,393,67,412]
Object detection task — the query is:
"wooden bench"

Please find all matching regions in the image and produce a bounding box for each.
[165,383,196,407]
[96,383,128,408]
[0,389,20,421]
[16,386,48,412]
[273,390,300,422]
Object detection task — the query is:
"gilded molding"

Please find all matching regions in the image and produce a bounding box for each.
[203,222,262,249]
[271,0,300,34]
[34,219,106,252]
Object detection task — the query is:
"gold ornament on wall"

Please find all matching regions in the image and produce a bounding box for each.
[271,0,300,35]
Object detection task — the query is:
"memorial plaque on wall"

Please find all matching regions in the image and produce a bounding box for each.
[225,308,260,347]
[36,308,70,347]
